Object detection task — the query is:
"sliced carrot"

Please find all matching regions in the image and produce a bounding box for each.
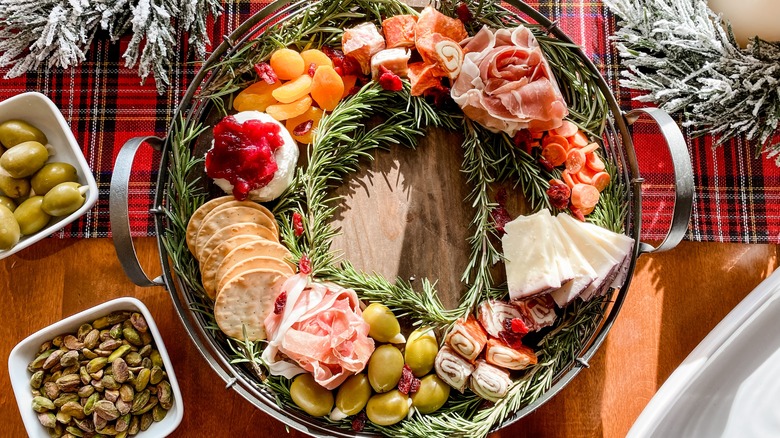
[577,166,596,185]
[581,142,599,154]
[542,143,567,167]
[552,120,578,138]
[591,172,611,192]
[580,205,595,215]
[571,183,600,210]
[571,131,589,148]
[586,153,606,172]
[543,134,570,149]
[566,148,586,173]
[562,169,577,188]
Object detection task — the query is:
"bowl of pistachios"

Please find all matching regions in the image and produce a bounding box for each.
[7,297,183,437]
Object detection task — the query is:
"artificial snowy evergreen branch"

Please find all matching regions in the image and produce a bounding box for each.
[0,0,222,93]
[604,0,780,163]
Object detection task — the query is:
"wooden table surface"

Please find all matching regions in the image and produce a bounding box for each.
[2,239,776,437]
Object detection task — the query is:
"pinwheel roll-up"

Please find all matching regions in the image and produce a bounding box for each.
[434,345,476,392]
[445,316,488,361]
[477,300,523,338]
[469,360,513,402]
[485,338,537,371]
[514,295,557,332]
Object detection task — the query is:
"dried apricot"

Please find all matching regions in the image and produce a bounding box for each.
[233,81,281,112]
[266,95,313,121]
[301,49,333,70]
[270,49,305,80]
[285,107,325,144]
[272,75,313,104]
[310,66,344,111]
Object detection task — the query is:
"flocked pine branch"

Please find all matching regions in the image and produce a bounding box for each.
[0,0,222,93]
[604,0,780,162]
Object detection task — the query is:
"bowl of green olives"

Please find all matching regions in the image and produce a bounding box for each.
[0,92,98,259]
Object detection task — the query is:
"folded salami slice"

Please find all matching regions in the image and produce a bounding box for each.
[469,360,513,402]
[434,345,476,392]
[477,300,523,338]
[445,316,488,361]
[485,338,537,370]
[382,15,417,48]
[514,295,557,332]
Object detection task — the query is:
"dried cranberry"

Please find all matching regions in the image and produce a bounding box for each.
[322,46,344,67]
[491,206,512,235]
[398,364,415,395]
[547,180,571,210]
[424,84,452,107]
[308,62,317,77]
[342,56,362,76]
[570,205,586,222]
[410,376,421,394]
[378,66,403,92]
[292,212,304,237]
[456,2,474,23]
[514,130,535,154]
[299,254,312,275]
[538,156,555,172]
[273,292,287,315]
[293,120,313,136]
[496,188,508,206]
[351,412,367,432]
[253,62,278,84]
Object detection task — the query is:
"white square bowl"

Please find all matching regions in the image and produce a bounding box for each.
[0,92,98,259]
[8,297,183,437]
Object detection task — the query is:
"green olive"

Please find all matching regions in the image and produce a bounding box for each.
[0,196,16,212]
[405,327,439,377]
[411,375,450,414]
[13,196,50,235]
[0,173,30,199]
[0,205,20,250]
[368,344,404,393]
[31,162,78,195]
[366,390,410,426]
[330,374,372,420]
[363,303,404,343]
[41,182,86,217]
[0,140,48,178]
[0,120,47,148]
[290,373,333,417]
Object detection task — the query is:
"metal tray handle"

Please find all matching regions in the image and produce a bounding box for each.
[627,107,694,254]
[110,136,166,287]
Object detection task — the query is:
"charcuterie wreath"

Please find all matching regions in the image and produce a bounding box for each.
[163,0,631,435]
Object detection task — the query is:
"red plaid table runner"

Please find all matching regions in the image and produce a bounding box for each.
[1,1,777,243]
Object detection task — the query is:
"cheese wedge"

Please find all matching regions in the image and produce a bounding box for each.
[549,218,597,307]
[502,210,563,300]
[575,219,634,300]
[556,213,620,302]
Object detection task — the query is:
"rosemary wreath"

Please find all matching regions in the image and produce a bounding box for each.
[161,0,629,435]
[605,0,780,163]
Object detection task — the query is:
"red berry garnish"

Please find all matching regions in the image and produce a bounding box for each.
[299,254,312,275]
[398,364,415,395]
[378,66,403,92]
[273,291,287,314]
[491,206,512,235]
[351,412,367,432]
[253,62,278,84]
[293,120,313,136]
[292,212,304,237]
[308,62,317,77]
[456,2,474,23]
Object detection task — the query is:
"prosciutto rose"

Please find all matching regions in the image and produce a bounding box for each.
[262,275,375,390]
[451,25,568,135]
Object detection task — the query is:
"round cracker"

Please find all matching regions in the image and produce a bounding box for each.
[217,256,295,294]
[214,268,286,341]
[205,200,278,235]
[199,222,278,265]
[200,235,266,299]
[185,196,233,254]
[195,205,278,260]
[216,240,294,287]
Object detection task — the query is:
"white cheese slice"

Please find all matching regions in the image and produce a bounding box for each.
[556,213,619,302]
[549,218,597,307]
[502,209,561,300]
[576,220,634,298]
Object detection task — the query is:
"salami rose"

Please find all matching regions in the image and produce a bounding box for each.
[451,25,568,136]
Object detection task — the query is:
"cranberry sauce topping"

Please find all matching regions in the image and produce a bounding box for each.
[206,115,285,200]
